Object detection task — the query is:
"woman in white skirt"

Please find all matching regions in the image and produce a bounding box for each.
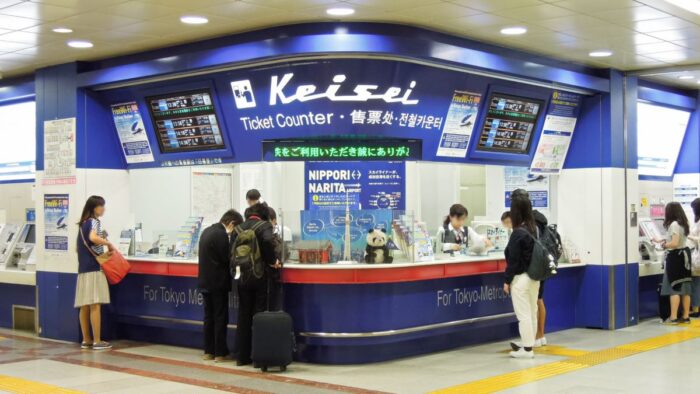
[76,195,113,350]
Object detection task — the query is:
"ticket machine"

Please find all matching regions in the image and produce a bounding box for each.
[0,223,22,269]
[6,223,36,271]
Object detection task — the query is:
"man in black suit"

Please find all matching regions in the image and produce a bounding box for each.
[198,209,243,362]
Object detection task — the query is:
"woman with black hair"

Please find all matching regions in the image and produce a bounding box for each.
[687,198,700,317]
[503,192,539,359]
[75,195,114,351]
[656,201,692,324]
[435,204,492,255]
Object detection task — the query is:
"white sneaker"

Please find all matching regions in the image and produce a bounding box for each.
[534,337,547,347]
[509,348,534,359]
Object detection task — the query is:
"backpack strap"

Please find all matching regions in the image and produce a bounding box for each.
[233,225,243,236]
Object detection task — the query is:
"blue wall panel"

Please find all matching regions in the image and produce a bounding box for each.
[37,271,79,342]
[0,283,35,329]
[675,94,700,174]
[575,265,609,328]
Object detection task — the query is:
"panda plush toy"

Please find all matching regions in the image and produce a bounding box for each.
[365,228,393,264]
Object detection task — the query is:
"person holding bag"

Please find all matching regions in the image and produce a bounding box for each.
[75,195,113,351]
[687,198,700,317]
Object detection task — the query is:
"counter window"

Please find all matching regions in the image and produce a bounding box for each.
[0,101,36,182]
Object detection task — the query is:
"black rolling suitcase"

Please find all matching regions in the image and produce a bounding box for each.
[658,283,671,321]
[251,311,294,372]
[251,279,294,372]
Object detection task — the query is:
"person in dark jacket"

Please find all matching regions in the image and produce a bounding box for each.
[234,203,281,366]
[504,190,539,359]
[198,209,243,362]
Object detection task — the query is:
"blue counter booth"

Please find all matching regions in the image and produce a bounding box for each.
[21,23,696,364]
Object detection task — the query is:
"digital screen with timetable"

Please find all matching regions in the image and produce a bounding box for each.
[146,90,226,153]
[476,93,544,154]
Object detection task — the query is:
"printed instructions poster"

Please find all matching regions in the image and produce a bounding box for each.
[44,194,69,252]
[436,91,482,158]
[43,118,76,185]
[111,102,154,163]
[191,168,233,225]
[305,161,405,210]
[504,166,549,208]
[530,91,581,175]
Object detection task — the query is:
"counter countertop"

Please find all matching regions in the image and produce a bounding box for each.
[0,269,36,286]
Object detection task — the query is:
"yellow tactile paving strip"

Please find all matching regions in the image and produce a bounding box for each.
[433,322,700,394]
[0,374,84,394]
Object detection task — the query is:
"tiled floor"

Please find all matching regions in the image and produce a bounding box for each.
[0,319,699,393]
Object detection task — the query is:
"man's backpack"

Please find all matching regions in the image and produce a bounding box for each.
[526,228,558,281]
[232,221,266,284]
[539,224,563,263]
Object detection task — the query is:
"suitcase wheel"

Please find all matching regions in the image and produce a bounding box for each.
[261,365,268,372]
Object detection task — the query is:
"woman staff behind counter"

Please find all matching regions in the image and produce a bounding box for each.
[436,204,492,255]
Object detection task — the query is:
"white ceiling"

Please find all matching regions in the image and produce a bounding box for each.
[1,0,700,88]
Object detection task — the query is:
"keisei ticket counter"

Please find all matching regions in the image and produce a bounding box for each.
[27,23,653,364]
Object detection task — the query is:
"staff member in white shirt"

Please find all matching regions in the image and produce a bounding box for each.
[436,204,492,255]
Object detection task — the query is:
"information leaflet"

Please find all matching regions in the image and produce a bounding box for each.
[530,91,581,175]
[111,102,155,163]
[504,166,549,209]
[305,161,405,210]
[436,91,481,158]
[43,118,76,185]
[44,194,69,253]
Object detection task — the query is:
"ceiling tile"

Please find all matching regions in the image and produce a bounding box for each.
[0,2,80,20]
[140,0,241,9]
[633,17,696,33]
[447,0,543,12]
[21,23,99,35]
[395,2,482,20]
[50,12,143,30]
[491,3,576,20]
[99,1,180,20]
[591,5,671,24]
[531,13,610,32]
[28,0,131,9]
[242,0,339,10]
[645,49,695,62]
[346,0,443,12]
[0,0,24,8]
[550,0,639,12]
[0,30,54,45]
[634,41,686,54]
[449,13,526,31]
[646,27,700,41]
[200,1,288,19]
[0,40,33,51]
[0,14,41,29]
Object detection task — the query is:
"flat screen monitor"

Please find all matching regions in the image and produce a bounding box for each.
[146,89,226,153]
[475,93,544,154]
[0,101,36,182]
[637,101,690,178]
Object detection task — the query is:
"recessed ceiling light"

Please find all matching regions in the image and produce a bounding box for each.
[180,15,208,25]
[589,50,613,57]
[664,0,700,15]
[500,26,527,35]
[326,7,355,16]
[67,40,93,48]
[678,75,694,80]
[52,27,72,34]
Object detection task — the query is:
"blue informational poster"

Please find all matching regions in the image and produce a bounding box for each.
[111,102,155,164]
[436,91,482,158]
[530,91,581,174]
[43,194,69,252]
[305,161,405,210]
[300,209,393,262]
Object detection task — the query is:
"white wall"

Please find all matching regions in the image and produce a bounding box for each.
[638,179,673,218]
[0,183,34,223]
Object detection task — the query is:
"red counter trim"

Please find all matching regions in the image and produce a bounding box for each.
[129,261,198,277]
[282,260,507,284]
[127,259,507,284]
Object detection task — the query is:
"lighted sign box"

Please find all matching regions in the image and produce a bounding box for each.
[146,89,226,154]
[475,93,544,155]
[0,101,36,182]
[263,140,422,161]
[637,101,690,178]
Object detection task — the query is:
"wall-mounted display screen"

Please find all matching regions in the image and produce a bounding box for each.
[0,101,36,182]
[637,101,690,178]
[475,93,544,154]
[146,89,226,153]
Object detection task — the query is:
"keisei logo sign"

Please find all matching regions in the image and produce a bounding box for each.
[230,73,419,110]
